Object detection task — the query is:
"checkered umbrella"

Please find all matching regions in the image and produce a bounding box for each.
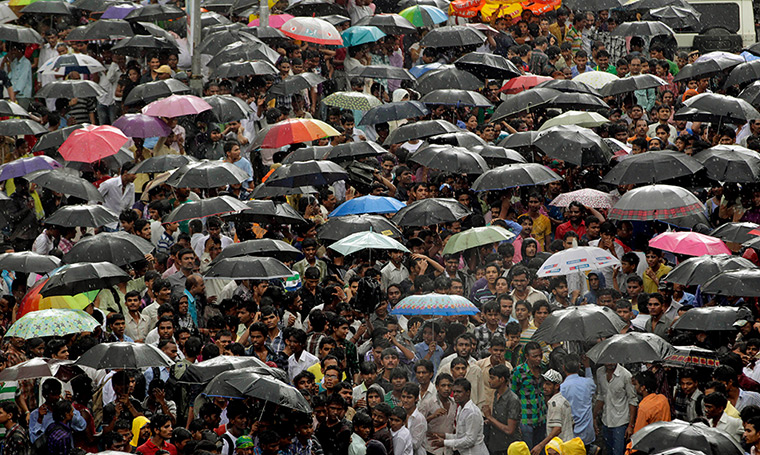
[608,184,705,221]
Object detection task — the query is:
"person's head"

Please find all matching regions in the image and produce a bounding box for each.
[353,412,373,441]
[51,399,73,424]
[450,356,469,379]
[488,364,511,391]
[372,402,392,428]
[514,300,532,322]
[45,338,69,360]
[745,417,760,447]
[451,378,471,406]
[453,335,472,358]
[633,370,657,395]
[541,369,562,397]
[647,292,666,318]
[42,378,63,403]
[627,275,643,298]
[0,402,19,426]
[400,383,419,412]
[704,392,728,420]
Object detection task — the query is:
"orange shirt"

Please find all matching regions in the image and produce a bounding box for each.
[633,393,671,434]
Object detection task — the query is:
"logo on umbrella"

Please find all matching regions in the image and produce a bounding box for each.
[567,258,589,265]
[569,264,591,271]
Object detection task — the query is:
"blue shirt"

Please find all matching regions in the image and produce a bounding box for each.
[9,56,32,98]
[229,157,253,185]
[560,373,596,445]
[414,341,443,375]
[570,65,595,77]
[183,289,199,327]
[29,405,87,443]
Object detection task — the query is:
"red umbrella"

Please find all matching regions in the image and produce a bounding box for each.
[500,75,553,94]
[649,231,732,256]
[255,119,340,149]
[142,94,212,118]
[58,124,128,163]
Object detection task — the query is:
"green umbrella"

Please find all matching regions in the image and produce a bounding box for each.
[328,231,409,256]
[538,110,609,131]
[5,309,100,339]
[442,226,515,255]
[322,91,381,111]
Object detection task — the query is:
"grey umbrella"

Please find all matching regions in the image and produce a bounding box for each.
[384,119,460,146]
[602,151,704,185]
[25,169,104,202]
[45,205,119,228]
[693,145,760,182]
[664,254,757,286]
[492,88,561,121]
[608,184,705,221]
[472,163,562,192]
[317,214,402,241]
[415,67,482,94]
[204,257,294,280]
[40,262,130,297]
[36,80,106,99]
[709,222,760,244]
[631,420,742,455]
[166,161,250,188]
[0,252,61,273]
[534,305,627,343]
[211,60,277,79]
[203,95,254,123]
[0,24,43,44]
[214,239,303,263]
[76,342,174,369]
[392,198,472,227]
[408,145,488,174]
[586,332,675,364]
[472,145,526,166]
[0,119,47,136]
[33,125,85,153]
[162,196,249,223]
[124,79,190,106]
[66,19,134,41]
[701,270,760,298]
[264,160,348,188]
[64,232,154,266]
[131,154,197,174]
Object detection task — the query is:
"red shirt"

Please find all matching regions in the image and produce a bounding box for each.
[136,439,178,455]
[555,220,586,241]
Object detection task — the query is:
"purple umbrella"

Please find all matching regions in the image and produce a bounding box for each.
[113,113,172,138]
[0,156,60,182]
[101,4,139,20]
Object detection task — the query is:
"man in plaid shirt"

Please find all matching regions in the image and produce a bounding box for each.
[511,341,546,449]
[473,301,506,358]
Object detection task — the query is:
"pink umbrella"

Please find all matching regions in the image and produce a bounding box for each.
[649,232,731,256]
[248,14,294,29]
[58,125,128,163]
[142,94,212,118]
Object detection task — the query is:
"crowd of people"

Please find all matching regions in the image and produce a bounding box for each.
[0,1,759,455]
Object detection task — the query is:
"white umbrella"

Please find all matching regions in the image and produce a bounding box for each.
[328,231,409,256]
[0,1,16,24]
[572,70,619,89]
[537,246,621,277]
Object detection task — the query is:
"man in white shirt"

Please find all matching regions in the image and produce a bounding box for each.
[32,225,59,255]
[98,163,137,231]
[381,250,409,292]
[401,383,426,455]
[389,406,414,455]
[594,363,638,455]
[430,378,488,455]
[287,328,318,382]
[533,369,574,455]
[705,392,744,445]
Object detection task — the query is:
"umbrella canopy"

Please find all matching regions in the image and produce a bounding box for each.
[0,119,46,136]
[600,74,668,97]
[537,246,621,277]
[76,342,174,369]
[671,306,744,331]
[534,305,627,343]
[442,226,515,255]
[384,120,459,145]
[0,358,82,382]
[408,145,488,174]
[420,25,486,48]
[247,13,293,28]
[201,367,288,398]
[0,99,29,117]
[285,0,346,16]
[359,101,429,126]
[611,20,675,37]
[214,239,303,263]
[664,255,757,286]
[203,257,294,280]
[325,141,385,163]
[354,13,416,35]
[586,332,675,364]
[0,155,59,181]
[39,54,105,73]
[226,374,312,413]
[0,251,60,273]
[225,200,308,226]
[392,198,472,227]
[265,160,348,188]
[250,183,317,198]
[398,4,447,27]
[420,89,491,108]
[471,145,526,166]
[211,60,277,79]
[322,91,381,111]
[254,119,340,149]
[572,70,619,90]
[536,78,601,95]
[675,52,746,82]
[111,35,178,57]
[739,81,760,108]
[0,23,42,43]
[549,189,617,209]
[208,41,280,67]
[63,232,154,266]
[701,270,760,297]
[317,215,402,242]
[18,284,94,318]
[163,196,250,223]
[416,67,482,94]
[538,111,610,131]
[281,17,343,45]
[45,205,118,228]
[454,52,520,80]
[650,5,701,28]
[472,163,562,192]
[608,185,706,221]
[167,161,250,188]
[631,420,743,455]
[198,30,264,56]
[550,92,609,111]
[281,146,330,164]
[500,74,553,94]
[25,169,103,202]
[131,155,196,174]
[36,80,105,99]
[663,346,720,368]
[123,78,190,106]
[427,131,486,148]
[683,92,760,123]
[330,195,406,217]
[492,88,561,121]
[649,232,731,256]
[693,145,760,183]
[341,25,385,47]
[348,65,415,81]
[124,3,185,21]
[113,113,171,138]
[709,222,760,244]
[268,72,326,97]
[391,293,480,316]
[203,95,254,123]
[183,355,269,383]
[329,231,409,256]
[534,125,613,167]
[5,309,99,339]
[58,124,128,163]
[724,60,760,87]
[142,94,212,118]
[602,151,704,185]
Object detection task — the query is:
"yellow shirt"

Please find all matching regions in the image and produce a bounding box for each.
[530,213,552,249]
[643,264,672,294]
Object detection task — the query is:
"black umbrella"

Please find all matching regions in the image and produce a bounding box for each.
[420,89,492,108]
[550,92,609,111]
[211,60,278,79]
[415,67,482,94]
[76,342,174,369]
[134,21,179,46]
[663,346,720,369]
[602,151,703,185]
[454,52,520,80]
[163,196,249,223]
[0,100,29,118]
[132,154,197,173]
[21,0,73,15]
[623,0,688,10]
[167,161,250,188]
[285,0,347,16]
[268,72,326,97]
[586,332,675,364]
[600,74,668,97]
[124,3,186,21]
[325,141,386,163]
[321,14,351,26]
[0,252,61,274]
[25,169,103,202]
[609,184,705,221]
[492,88,561,122]
[66,19,134,41]
[251,184,317,199]
[40,262,130,297]
[318,214,402,241]
[355,13,416,34]
[632,420,743,455]
[203,95,254,123]
[199,30,264,56]
[348,65,415,81]
[124,78,190,106]
[265,160,348,188]
[420,25,486,48]
[534,125,613,166]
[227,374,312,413]
[409,145,488,174]
[33,125,85,153]
[674,106,744,124]
[111,35,178,56]
[201,11,230,27]
[384,119,460,145]
[534,305,627,343]
[201,367,288,397]
[535,79,601,96]
[64,232,154,266]
[725,60,760,88]
[472,145,526,166]
[0,358,83,382]
[709,222,760,244]
[208,42,281,67]
[72,0,112,11]
[359,101,429,126]
[226,200,307,225]
[204,257,294,280]
[214,239,303,263]
[392,198,472,227]
[472,163,562,192]
[281,146,330,164]
[675,56,745,83]
[183,356,269,383]
[497,131,540,153]
[701,270,760,298]
[0,24,43,44]
[649,5,701,28]
[35,80,106,99]
[684,93,760,123]
[611,21,675,37]
[45,205,119,228]
[563,0,624,10]
[0,119,47,136]
[247,26,287,40]
[664,254,756,286]
[693,145,760,182]
[427,132,486,148]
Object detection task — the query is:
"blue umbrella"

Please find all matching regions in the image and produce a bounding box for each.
[341,26,386,47]
[329,195,406,217]
[410,62,448,78]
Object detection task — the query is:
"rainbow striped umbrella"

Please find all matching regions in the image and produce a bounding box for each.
[391,293,480,316]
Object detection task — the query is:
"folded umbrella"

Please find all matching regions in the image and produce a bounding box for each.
[442,226,515,255]
[329,231,409,256]
[0,251,61,273]
[408,145,488,174]
[203,257,294,280]
[5,309,99,339]
[0,155,59,181]
[472,163,561,192]
[76,342,175,369]
[123,78,190,106]
[330,195,406,217]
[214,239,303,263]
[392,198,472,227]
[602,151,703,185]
[317,215,402,242]
[45,205,119,228]
[359,101,429,126]
[586,332,675,364]
[163,196,250,223]
[64,232,154,267]
[534,305,627,343]
[25,169,103,202]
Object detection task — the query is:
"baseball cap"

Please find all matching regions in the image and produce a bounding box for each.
[542,369,562,384]
[155,65,172,74]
